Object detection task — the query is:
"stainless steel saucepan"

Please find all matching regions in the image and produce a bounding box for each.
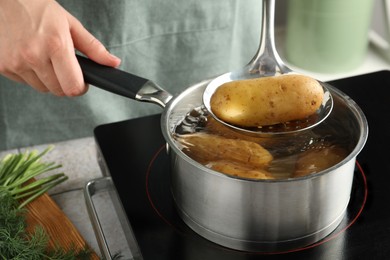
[164,81,367,252]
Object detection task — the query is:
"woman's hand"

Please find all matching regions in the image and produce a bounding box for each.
[0,0,121,96]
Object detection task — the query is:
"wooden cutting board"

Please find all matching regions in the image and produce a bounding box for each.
[25,192,100,259]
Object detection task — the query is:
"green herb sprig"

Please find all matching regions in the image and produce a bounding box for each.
[0,145,68,208]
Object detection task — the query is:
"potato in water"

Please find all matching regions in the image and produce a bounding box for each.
[176,132,273,179]
[207,160,273,180]
[210,74,324,127]
[294,145,347,177]
[177,133,273,167]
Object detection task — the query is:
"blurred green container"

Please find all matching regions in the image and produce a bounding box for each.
[285,0,375,73]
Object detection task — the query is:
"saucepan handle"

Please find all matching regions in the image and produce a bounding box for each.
[76,54,172,108]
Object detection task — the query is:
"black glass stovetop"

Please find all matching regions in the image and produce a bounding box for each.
[94,70,390,259]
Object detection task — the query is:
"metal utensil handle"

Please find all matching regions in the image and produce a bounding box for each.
[248,0,291,75]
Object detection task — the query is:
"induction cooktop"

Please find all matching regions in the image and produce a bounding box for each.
[91,70,390,259]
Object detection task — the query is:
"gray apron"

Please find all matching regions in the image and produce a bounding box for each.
[0,0,262,150]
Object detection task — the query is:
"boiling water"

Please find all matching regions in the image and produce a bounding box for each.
[173,106,353,180]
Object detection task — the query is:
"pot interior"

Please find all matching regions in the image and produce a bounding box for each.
[162,80,368,181]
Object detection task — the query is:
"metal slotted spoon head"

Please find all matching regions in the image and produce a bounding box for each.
[203,0,333,137]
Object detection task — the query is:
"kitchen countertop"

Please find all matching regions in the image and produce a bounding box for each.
[2,35,390,259]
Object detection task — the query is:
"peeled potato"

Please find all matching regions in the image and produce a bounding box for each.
[210,74,324,127]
